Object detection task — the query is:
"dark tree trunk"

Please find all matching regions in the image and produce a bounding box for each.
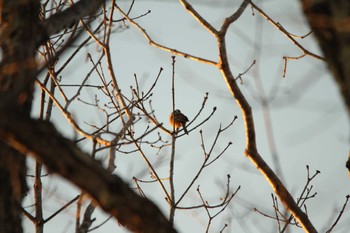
[0,1,41,232]
[0,149,27,233]
[300,0,350,117]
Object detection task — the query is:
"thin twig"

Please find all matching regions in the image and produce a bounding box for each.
[44,195,80,224]
[325,195,350,233]
[114,4,217,66]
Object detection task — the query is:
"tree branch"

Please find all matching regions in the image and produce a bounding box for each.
[42,0,106,39]
[0,112,177,233]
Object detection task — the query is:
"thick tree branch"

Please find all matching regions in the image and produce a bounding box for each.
[0,111,177,233]
[42,0,106,39]
[219,34,319,233]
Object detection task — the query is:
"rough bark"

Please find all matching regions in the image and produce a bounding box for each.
[0,1,40,232]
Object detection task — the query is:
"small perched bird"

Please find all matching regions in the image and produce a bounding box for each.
[169,109,189,134]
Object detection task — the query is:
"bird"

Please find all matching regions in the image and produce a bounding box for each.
[169,109,189,134]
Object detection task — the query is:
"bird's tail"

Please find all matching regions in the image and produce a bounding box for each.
[183,125,189,135]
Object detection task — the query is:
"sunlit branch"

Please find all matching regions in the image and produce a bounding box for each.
[282,54,307,78]
[178,0,218,35]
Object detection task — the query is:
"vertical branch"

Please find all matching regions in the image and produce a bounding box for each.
[34,162,43,233]
[33,72,47,233]
[34,11,58,232]
[77,140,98,233]
[169,56,177,224]
[171,56,176,120]
[75,197,82,233]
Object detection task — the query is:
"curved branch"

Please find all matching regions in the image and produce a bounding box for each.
[216,12,318,233]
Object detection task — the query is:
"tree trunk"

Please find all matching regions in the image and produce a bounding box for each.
[0,148,27,233]
[300,0,350,117]
[0,1,40,232]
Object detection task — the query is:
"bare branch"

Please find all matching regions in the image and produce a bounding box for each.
[178,0,218,35]
[114,4,218,66]
[44,195,80,224]
[325,195,350,233]
[43,0,106,38]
